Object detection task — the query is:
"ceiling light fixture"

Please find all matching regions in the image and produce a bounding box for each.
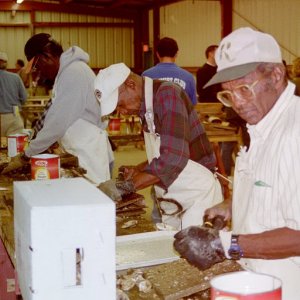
[16,0,24,3]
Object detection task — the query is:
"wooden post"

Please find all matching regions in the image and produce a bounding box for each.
[220,0,233,38]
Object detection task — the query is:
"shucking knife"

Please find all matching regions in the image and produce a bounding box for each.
[202,214,226,230]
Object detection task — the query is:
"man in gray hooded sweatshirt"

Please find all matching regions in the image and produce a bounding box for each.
[3,33,113,184]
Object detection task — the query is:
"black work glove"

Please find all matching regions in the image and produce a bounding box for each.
[173,226,225,270]
[98,178,136,202]
[115,178,136,195]
[1,153,30,175]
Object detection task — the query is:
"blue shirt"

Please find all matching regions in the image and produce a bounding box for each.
[142,63,197,105]
[0,70,27,113]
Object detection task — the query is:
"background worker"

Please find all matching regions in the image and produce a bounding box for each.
[142,37,197,105]
[174,27,300,300]
[197,45,249,176]
[16,58,30,88]
[95,63,223,230]
[2,33,113,184]
[196,45,221,102]
[0,52,27,136]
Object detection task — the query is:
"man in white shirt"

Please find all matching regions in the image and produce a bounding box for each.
[174,27,300,300]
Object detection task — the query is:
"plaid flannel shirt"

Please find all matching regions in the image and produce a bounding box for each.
[33,98,52,135]
[141,80,216,189]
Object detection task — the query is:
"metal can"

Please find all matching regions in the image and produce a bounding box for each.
[210,271,282,300]
[7,133,28,157]
[31,154,60,180]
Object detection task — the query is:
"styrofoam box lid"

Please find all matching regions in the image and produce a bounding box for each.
[13,177,113,207]
[116,231,180,270]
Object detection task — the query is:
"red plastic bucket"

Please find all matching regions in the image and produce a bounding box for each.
[31,154,60,180]
[210,271,282,300]
[7,133,28,157]
[109,118,121,133]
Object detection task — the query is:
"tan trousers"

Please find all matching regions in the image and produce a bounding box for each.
[1,113,24,136]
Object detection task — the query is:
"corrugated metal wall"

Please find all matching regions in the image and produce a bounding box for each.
[0,10,134,69]
[154,0,300,67]
[233,0,300,64]
[158,0,221,67]
[0,11,31,68]
[35,12,134,67]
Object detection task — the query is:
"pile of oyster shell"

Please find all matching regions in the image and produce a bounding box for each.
[117,268,153,299]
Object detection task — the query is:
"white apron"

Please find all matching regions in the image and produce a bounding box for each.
[143,77,222,230]
[233,148,300,300]
[60,118,113,185]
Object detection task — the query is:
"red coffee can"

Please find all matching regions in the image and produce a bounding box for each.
[31,154,60,180]
[7,133,28,157]
[210,271,282,300]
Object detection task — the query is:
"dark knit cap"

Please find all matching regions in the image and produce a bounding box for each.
[24,33,52,61]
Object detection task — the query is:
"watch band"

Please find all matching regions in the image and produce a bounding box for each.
[228,234,243,260]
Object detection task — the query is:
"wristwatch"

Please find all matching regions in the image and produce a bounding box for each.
[228,234,243,260]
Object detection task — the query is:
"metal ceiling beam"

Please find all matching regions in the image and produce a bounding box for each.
[60,0,73,3]
[0,1,138,19]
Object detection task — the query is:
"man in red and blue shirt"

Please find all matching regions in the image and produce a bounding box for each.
[95,63,223,230]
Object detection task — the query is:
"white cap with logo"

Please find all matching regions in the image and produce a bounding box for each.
[94,63,131,116]
[205,27,282,87]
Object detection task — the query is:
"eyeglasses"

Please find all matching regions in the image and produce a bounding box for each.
[31,51,52,73]
[31,55,40,73]
[217,79,260,107]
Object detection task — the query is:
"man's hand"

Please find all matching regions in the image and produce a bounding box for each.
[98,178,136,201]
[118,165,140,180]
[118,161,148,180]
[1,153,29,175]
[204,199,232,228]
[174,226,225,270]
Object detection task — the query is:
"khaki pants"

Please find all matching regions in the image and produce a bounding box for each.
[1,113,24,136]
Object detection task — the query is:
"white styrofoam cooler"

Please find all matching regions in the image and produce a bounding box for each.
[14,177,116,300]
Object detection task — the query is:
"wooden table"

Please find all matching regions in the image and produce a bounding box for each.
[0,177,20,299]
[108,116,144,149]
[21,96,50,128]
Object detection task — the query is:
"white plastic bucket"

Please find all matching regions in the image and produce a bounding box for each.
[31,154,60,180]
[210,271,282,300]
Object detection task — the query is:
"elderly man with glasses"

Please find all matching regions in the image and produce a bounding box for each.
[174,27,300,300]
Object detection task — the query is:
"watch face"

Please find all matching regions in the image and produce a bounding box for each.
[229,234,242,260]
[229,245,242,260]
[228,249,239,259]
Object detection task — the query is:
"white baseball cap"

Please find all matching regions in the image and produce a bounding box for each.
[0,52,8,62]
[205,27,282,87]
[94,63,131,116]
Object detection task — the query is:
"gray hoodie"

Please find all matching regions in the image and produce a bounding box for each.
[25,46,104,156]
